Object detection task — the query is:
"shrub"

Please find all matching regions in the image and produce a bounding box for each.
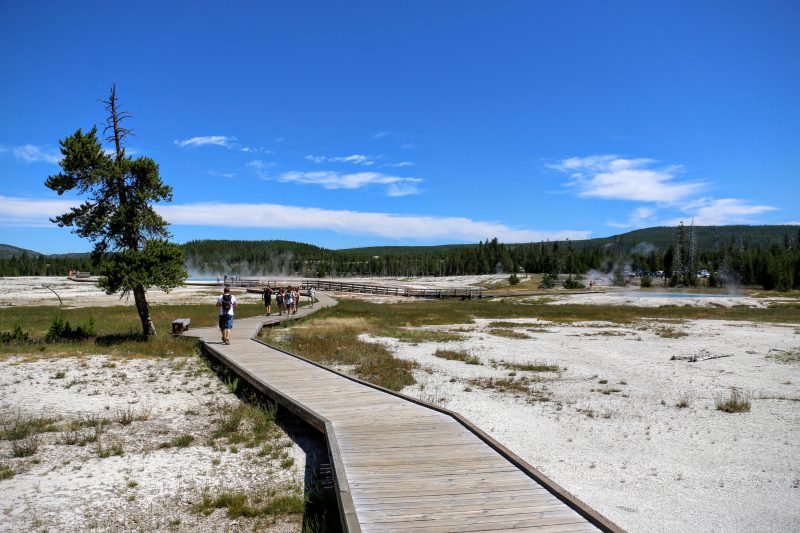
[12,436,39,457]
[508,273,520,285]
[707,271,721,288]
[45,316,96,342]
[563,276,585,289]
[640,274,653,288]
[0,325,30,344]
[540,273,556,289]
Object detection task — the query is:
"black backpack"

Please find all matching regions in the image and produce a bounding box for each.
[222,294,233,314]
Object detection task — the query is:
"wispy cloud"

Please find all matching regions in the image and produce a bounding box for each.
[208,171,236,179]
[0,195,77,226]
[13,144,61,164]
[0,195,590,243]
[669,198,778,226]
[607,207,656,228]
[381,161,414,168]
[278,171,421,196]
[239,146,272,154]
[549,155,704,203]
[174,136,236,148]
[305,154,377,166]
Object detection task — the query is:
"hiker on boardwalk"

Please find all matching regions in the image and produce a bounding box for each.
[216,287,237,345]
[263,286,273,316]
[285,287,294,316]
[309,286,316,308]
[277,288,285,315]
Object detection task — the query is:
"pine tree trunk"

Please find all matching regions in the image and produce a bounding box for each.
[133,286,156,337]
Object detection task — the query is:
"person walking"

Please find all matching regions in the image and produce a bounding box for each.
[263,286,272,316]
[285,287,294,316]
[216,287,237,345]
[309,286,316,308]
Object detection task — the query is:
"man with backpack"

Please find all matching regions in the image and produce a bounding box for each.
[216,287,237,345]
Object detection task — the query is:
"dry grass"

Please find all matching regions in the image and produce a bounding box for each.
[378,328,463,343]
[467,376,550,401]
[487,321,541,328]
[194,487,305,519]
[488,328,530,339]
[501,360,561,373]
[767,349,800,363]
[655,327,689,339]
[433,349,481,365]
[715,387,751,413]
[262,323,417,391]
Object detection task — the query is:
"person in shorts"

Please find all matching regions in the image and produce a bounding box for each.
[263,287,272,316]
[216,287,237,345]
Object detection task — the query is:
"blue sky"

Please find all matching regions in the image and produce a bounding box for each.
[1,1,798,254]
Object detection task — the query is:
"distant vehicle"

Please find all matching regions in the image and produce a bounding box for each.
[697,270,710,278]
[656,270,664,277]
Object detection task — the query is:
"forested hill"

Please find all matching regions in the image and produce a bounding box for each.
[2,225,799,290]
[568,225,799,252]
[0,244,40,259]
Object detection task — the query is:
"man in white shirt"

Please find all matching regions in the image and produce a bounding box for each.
[216,287,237,345]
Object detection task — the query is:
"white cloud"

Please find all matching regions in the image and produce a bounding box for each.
[607,206,656,228]
[382,161,414,168]
[278,171,421,196]
[239,146,271,154]
[305,154,377,166]
[174,136,236,148]
[208,171,235,179]
[13,144,61,164]
[668,198,778,226]
[0,195,78,226]
[0,195,590,243]
[549,155,704,203]
[785,221,800,226]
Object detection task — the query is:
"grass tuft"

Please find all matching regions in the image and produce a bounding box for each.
[715,387,751,413]
[433,349,480,365]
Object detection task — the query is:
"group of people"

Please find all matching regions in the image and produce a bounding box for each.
[216,285,318,346]
[262,285,316,316]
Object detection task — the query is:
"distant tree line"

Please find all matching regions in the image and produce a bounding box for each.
[3,227,799,291]
[0,251,93,277]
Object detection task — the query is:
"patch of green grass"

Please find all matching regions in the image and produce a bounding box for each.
[487,321,541,329]
[0,302,266,359]
[767,349,800,363]
[433,349,480,365]
[97,440,124,458]
[715,387,751,413]
[12,436,39,457]
[0,462,14,480]
[194,489,305,518]
[488,328,530,339]
[159,434,195,449]
[0,413,59,441]
[501,360,560,373]
[599,388,622,395]
[263,322,417,391]
[467,376,550,401]
[210,401,280,449]
[675,393,691,408]
[655,327,689,338]
[378,328,462,343]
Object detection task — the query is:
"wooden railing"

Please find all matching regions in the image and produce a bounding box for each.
[257,279,483,299]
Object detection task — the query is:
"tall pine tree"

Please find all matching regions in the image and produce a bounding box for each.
[45,84,187,336]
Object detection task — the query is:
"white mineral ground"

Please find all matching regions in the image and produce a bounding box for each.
[1,276,799,532]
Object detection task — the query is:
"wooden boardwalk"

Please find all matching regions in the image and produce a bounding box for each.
[188,294,622,533]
